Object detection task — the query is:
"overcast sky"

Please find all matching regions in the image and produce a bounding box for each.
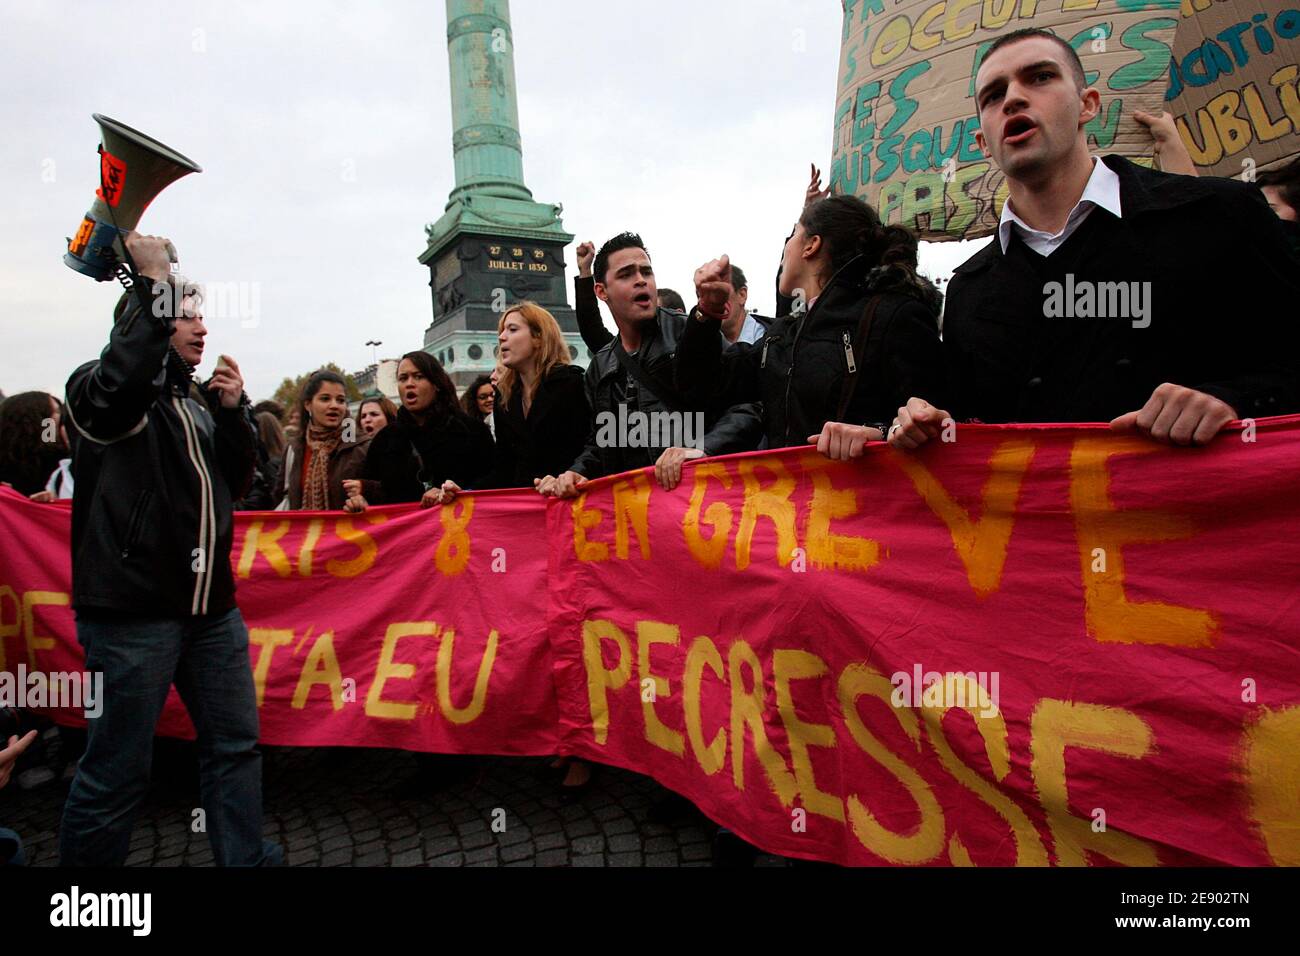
[0,0,981,401]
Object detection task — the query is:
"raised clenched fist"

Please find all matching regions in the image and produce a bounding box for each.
[576,241,595,279]
[693,255,732,320]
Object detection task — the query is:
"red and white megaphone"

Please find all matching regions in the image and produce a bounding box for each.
[64,114,202,281]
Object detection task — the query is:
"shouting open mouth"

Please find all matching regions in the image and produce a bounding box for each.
[1003,114,1038,146]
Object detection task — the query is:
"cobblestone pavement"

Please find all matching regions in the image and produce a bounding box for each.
[2,733,792,867]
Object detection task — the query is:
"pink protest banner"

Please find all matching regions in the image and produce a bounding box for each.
[3,418,1298,865]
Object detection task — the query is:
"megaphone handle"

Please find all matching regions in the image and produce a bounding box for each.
[112,233,179,274]
[109,231,159,336]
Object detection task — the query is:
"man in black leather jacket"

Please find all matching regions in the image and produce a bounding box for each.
[60,232,281,867]
[537,233,762,498]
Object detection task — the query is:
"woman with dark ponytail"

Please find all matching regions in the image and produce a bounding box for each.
[676,194,946,459]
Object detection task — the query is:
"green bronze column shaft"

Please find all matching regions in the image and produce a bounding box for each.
[420,0,576,387]
[445,0,534,204]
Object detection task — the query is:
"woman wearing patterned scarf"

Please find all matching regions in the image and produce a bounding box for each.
[272,370,374,510]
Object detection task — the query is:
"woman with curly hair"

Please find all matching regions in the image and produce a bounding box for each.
[460,374,496,440]
[0,391,68,496]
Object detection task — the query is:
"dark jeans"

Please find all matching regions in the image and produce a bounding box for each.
[59,607,282,866]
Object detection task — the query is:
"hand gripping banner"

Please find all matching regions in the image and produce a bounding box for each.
[3,419,1298,866]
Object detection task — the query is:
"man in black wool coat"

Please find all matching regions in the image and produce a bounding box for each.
[888,28,1300,451]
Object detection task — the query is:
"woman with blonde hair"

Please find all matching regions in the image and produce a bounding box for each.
[439,301,589,496]
[436,302,591,793]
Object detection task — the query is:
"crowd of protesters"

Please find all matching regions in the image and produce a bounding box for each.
[2,27,1299,867]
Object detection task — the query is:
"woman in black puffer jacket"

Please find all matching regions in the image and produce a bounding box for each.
[676,194,947,459]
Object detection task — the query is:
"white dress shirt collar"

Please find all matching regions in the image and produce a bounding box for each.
[997,156,1123,255]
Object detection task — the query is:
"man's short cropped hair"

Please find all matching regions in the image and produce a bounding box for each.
[729,265,747,292]
[982,28,1087,92]
[593,232,649,285]
[657,288,686,312]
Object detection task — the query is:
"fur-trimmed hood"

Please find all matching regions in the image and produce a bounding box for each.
[860,262,944,319]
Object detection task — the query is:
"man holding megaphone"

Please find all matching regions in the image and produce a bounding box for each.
[60,231,282,867]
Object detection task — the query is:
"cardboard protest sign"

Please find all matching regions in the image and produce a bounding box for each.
[830,0,1179,241]
[1167,0,1300,178]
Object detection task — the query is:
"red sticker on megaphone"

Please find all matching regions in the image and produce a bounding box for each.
[96,150,127,208]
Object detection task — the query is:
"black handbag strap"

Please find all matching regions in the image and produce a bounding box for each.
[612,339,684,413]
[834,295,883,423]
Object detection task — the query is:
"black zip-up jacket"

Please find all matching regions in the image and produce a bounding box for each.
[477,363,590,489]
[570,308,764,479]
[675,261,947,449]
[65,282,257,616]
